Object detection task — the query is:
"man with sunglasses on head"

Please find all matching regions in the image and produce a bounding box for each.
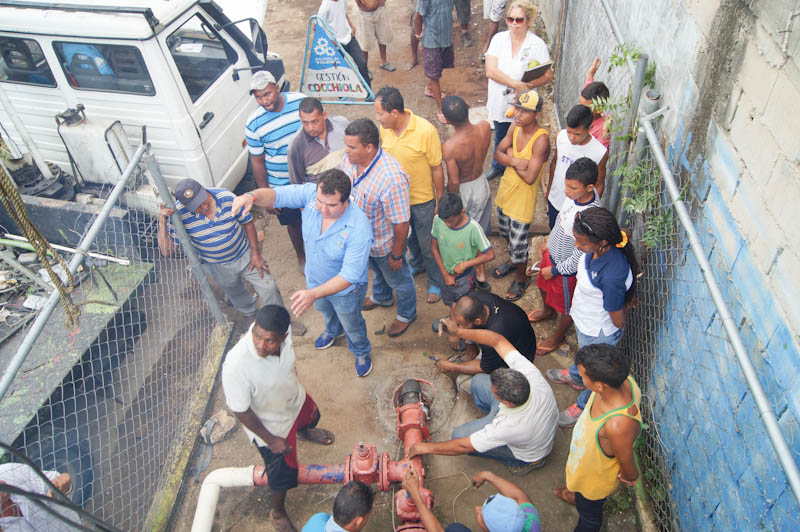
[402,468,542,531]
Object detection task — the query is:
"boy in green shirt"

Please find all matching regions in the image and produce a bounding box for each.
[431,193,495,313]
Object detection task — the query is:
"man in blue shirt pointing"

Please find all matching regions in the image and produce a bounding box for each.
[233,168,375,377]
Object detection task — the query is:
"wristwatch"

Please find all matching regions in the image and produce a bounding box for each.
[390,254,403,261]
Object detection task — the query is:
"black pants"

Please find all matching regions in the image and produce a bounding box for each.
[574,492,605,532]
[343,37,371,89]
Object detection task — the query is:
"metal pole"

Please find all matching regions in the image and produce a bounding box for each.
[642,118,800,505]
[0,143,147,402]
[142,148,227,326]
[606,54,648,214]
[0,249,53,293]
[0,84,54,179]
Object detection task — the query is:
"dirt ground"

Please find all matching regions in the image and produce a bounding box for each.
[169,0,639,530]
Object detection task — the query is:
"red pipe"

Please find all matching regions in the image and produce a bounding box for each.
[252,463,346,486]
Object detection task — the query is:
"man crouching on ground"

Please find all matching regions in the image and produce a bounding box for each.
[222,305,334,532]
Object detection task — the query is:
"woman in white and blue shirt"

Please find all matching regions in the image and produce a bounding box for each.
[546,207,639,427]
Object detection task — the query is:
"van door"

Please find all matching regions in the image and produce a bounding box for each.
[159,8,256,189]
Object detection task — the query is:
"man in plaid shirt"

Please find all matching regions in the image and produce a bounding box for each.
[341,118,417,337]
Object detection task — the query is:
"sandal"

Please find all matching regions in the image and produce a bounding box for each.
[475,279,491,291]
[507,456,546,475]
[535,339,566,356]
[426,285,442,304]
[379,62,397,72]
[424,87,446,99]
[492,261,514,278]
[297,427,335,446]
[505,279,529,301]
[526,260,541,276]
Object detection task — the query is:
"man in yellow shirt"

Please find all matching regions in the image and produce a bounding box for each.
[374,86,445,303]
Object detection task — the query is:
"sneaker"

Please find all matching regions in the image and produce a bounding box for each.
[355,354,373,377]
[315,332,342,350]
[462,30,473,47]
[545,368,586,390]
[558,403,584,427]
[506,456,547,476]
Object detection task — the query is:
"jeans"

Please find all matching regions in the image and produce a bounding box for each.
[408,199,443,290]
[547,199,559,230]
[571,327,624,409]
[203,252,284,315]
[454,0,470,25]
[369,253,417,322]
[451,374,528,467]
[574,492,605,532]
[343,38,371,89]
[313,282,371,356]
[491,121,512,173]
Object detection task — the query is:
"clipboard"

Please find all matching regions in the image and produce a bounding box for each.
[521,61,553,82]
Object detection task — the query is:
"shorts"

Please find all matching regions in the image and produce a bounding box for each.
[483,0,508,21]
[358,6,394,50]
[497,208,530,264]
[459,172,493,236]
[535,249,577,314]
[442,267,475,306]
[255,394,320,491]
[277,207,302,226]
[422,45,454,80]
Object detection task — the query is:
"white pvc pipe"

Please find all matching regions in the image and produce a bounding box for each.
[0,83,54,178]
[191,466,255,532]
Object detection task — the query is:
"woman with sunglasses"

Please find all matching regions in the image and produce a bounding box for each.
[484,0,553,180]
[545,207,639,428]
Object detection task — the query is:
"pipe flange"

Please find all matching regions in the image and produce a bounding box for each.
[379,452,390,492]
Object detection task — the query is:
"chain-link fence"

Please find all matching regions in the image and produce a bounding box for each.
[0,148,230,531]
[548,2,800,531]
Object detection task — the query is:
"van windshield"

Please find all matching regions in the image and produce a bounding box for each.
[167,14,238,102]
[53,42,155,96]
[0,37,56,87]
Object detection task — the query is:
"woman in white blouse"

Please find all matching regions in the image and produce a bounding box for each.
[484,0,553,178]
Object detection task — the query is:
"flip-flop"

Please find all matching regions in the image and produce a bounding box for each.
[380,62,397,72]
[475,279,491,291]
[505,279,530,301]
[535,340,566,356]
[527,309,556,323]
[526,260,541,276]
[492,261,514,278]
[297,427,335,446]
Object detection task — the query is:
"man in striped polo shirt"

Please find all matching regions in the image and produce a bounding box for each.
[245,71,306,267]
[157,178,305,334]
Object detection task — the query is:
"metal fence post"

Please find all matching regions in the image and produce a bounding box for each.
[0,143,147,402]
[606,54,648,215]
[142,147,228,326]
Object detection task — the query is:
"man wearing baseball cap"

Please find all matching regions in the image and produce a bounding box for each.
[245,70,308,268]
[492,89,550,302]
[157,177,304,334]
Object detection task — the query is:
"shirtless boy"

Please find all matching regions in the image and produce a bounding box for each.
[441,96,493,289]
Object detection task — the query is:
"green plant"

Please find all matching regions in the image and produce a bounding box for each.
[617,156,675,248]
[606,486,635,513]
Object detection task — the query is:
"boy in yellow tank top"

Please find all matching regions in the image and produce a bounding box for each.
[492,89,551,302]
[554,343,642,532]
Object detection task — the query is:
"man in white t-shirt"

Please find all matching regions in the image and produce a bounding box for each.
[544,104,608,228]
[318,0,371,88]
[222,305,334,532]
[408,321,558,475]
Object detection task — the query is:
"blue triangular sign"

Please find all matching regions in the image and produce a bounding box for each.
[303,17,369,100]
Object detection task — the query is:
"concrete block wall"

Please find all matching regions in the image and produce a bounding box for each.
[539,0,800,529]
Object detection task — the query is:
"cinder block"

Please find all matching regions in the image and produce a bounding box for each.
[703,177,742,268]
[707,121,743,198]
[731,176,783,272]
[777,408,800,464]
[764,322,800,398]
[684,0,720,38]
[730,247,782,344]
[768,489,800,532]
[736,468,769,528]
[766,156,800,253]
[767,249,800,337]
[762,72,800,159]
[736,39,780,114]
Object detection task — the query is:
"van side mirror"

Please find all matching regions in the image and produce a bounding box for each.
[250,19,268,65]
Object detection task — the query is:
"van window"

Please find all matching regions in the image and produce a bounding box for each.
[0,37,56,87]
[167,14,238,102]
[53,42,154,96]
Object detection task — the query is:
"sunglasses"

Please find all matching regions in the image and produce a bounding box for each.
[506,16,526,24]
[482,494,496,507]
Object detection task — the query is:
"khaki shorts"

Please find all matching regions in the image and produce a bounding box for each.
[483,0,507,22]
[357,6,394,51]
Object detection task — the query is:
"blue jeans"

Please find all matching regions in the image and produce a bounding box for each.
[369,253,417,322]
[408,199,443,290]
[451,374,528,466]
[313,283,371,357]
[491,121,512,173]
[571,327,624,409]
[547,199,559,230]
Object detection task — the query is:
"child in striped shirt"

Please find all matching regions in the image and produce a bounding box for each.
[527,158,599,356]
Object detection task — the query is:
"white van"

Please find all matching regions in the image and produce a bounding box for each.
[0,0,286,194]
